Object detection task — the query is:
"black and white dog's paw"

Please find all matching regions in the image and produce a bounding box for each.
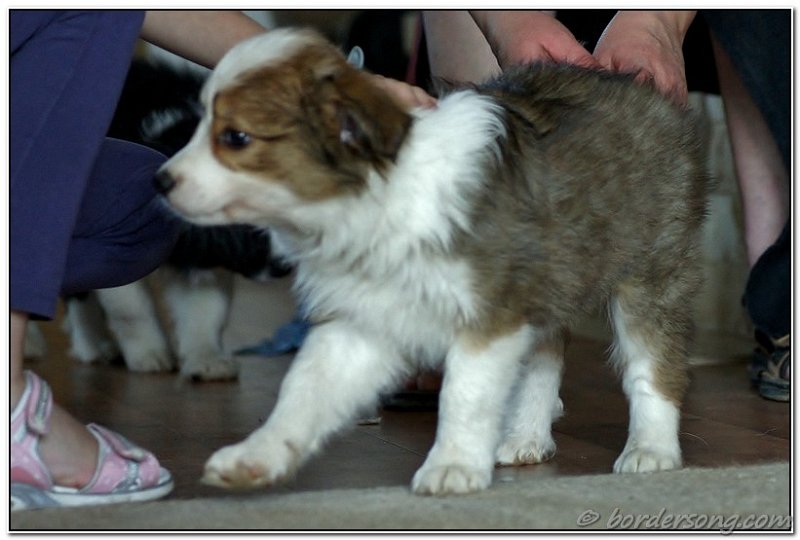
[181,353,239,381]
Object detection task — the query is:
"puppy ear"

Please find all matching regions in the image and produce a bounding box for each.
[327,68,412,162]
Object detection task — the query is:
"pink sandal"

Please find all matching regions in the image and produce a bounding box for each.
[11,371,173,511]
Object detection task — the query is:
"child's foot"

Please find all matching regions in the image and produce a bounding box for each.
[11,371,173,510]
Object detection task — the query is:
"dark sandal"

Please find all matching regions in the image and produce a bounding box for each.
[759,334,790,402]
[750,332,790,402]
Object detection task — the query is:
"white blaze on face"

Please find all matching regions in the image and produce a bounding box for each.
[158,30,317,226]
[160,117,230,224]
[161,123,300,227]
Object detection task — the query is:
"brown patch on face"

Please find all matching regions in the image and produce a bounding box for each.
[209,39,412,201]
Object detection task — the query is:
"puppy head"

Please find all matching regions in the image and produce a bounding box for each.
[159,28,412,228]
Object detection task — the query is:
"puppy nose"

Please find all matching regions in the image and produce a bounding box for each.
[154,169,176,194]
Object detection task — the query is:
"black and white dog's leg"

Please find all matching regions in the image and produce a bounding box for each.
[412,325,535,495]
[202,320,409,489]
[97,281,174,372]
[162,268,238,381]
[63,292,120,364]
[24,321,48,361]
[610,285,689,473]
[496,328,565,466]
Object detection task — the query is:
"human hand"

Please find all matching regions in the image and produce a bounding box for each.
[471,11,600,69]
[371,74,437,110]
[594,11,696,107]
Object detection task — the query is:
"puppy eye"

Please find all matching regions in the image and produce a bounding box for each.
[219,129,252,149]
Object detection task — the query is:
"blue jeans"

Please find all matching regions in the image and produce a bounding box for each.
[702,9,791,338]
[10,10,181,319]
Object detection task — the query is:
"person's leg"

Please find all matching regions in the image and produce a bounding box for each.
[703,10,790,171]
[10,312,29,407]
[704,10,790,335]
[63,138,179,296]
[712,39,789,268]
[11,10,145,319]
[703,10,791,400]
[12,311,102,488]
[745,223,791,337]
[10,11,176,497]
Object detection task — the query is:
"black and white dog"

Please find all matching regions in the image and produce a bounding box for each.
[64,60,291,380]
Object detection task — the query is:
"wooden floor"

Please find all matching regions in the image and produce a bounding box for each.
[28,276,790,501]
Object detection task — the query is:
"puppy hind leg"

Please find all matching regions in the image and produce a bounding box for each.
[203,320,410,490]
[412,325,534,496]
[610,286,691,473]
[496,328,566,466]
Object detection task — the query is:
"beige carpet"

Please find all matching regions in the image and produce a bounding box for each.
[11,462,791,532]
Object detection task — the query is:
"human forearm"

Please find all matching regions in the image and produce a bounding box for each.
[141,11,266,68]
[615,10,696,46]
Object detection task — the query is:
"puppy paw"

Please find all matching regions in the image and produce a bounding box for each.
[181,354,239,381]
[124,347,174,372]
[613,446,681,473]
[496,435,556,466]
[69,337,121,365]
[202,438,301,489]
[411,464,491,496]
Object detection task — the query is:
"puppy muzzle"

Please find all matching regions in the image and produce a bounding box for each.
[154,168,177,195]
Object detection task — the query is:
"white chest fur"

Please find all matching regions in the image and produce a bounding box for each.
[294,249,477,363]
[275,91,507,363]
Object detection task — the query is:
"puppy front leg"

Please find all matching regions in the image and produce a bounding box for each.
[203,320,407,490]
[412,325,534,496]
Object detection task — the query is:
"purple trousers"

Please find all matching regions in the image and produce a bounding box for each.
[11,10,180,319]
